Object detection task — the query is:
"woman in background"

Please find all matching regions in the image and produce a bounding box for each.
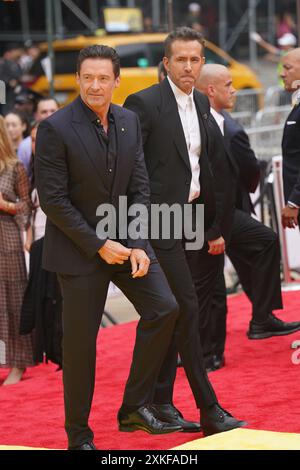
[0,115,34,385]
[20,121,63,369]
[4,110,28,154]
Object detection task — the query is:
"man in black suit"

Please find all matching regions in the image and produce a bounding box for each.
[124,27,246,434]
[35,45,186,450]
[281,48,300,230]
[196,64,300,370]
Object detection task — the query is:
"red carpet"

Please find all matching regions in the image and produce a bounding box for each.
[1,291,300,450]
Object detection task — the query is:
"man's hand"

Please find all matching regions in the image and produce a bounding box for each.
[98,240,132,265]
[130,249,150,278]
[250,31,263,43]
[208,236,225,255]
[282,205,299,229]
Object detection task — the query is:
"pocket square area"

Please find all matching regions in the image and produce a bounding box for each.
[287,121,297,125]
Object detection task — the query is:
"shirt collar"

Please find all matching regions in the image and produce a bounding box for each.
[167,76,194,109]
[210,107,225,134]
[79,96,115,125]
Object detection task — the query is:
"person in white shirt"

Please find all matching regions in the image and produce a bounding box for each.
[124,27,246,436]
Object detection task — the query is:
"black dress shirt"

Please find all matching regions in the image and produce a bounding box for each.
[79,97,117,191]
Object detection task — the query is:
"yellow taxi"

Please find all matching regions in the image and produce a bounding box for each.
[28,33,262,106]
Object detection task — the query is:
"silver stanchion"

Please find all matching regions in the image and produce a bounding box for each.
[272,156,292,283]
[272,155,300,290]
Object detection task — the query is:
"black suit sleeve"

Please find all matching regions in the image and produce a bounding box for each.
[126,115,150,251]
[230,128,260,193]
[35,120,104,259]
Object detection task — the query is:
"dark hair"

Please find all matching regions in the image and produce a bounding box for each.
[158,61,167,82]
[164,27,205,58]
[77,45,120,78]
[36,96,59,109]
[4,109,29,137]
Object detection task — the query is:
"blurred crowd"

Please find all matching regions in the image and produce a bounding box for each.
[0,39,63,386]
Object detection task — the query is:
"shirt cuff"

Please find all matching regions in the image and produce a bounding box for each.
[287,201,300,209]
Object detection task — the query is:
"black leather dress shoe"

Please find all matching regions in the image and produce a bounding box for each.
[68,441,97,450]
[248,313,300,339]
[151,404,201,433]
[200,404,247,437]
[118,405,182,434]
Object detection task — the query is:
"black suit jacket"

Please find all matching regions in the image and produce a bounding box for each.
[223,111,260,215]
[35,96,151,275]
[208,115,239,242]
[282,104,300,205]
[124,78,219,248]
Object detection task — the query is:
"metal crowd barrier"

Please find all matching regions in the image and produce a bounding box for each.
[245,123,284,161]
[254,105,291,127]
[233,88,265,114]
[230,86,292,129]
[264,85,292,107]
[271,156,292,283]
[230,110,254,128]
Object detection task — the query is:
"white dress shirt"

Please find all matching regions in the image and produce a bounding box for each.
[210,107,225,136]
[168,77,201,202]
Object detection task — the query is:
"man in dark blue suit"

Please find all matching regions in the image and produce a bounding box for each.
[196,64,300,372]
[281,48,300,229]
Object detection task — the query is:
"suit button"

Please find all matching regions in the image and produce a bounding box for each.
[185,180,190,185]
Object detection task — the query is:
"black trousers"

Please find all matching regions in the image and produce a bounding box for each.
[185,242,225,362]
[153,241,218,409]
[58,258,179,448]
[209,209,283,359]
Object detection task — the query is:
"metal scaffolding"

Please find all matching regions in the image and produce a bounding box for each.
[0,0,298,66]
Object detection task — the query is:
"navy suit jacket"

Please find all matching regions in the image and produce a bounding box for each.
[223,111,260,214]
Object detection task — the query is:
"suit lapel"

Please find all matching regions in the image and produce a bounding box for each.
[194,95,209,159]
[161,79,191,171]
[111,105,127,195]
[71,97,109,189]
